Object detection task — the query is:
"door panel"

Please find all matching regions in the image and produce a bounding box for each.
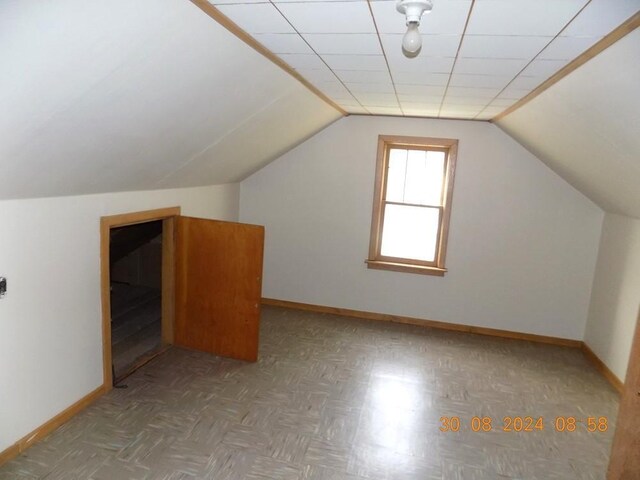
[175,216,264,362]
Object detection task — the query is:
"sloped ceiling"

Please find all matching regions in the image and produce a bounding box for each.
[0,0,342,200]
[497,28,640,218]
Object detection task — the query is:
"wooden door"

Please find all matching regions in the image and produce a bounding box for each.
[174,216,264,362]
[608,313,640,479]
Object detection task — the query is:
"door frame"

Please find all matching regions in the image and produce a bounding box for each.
[100,207,181,391]
[607,310,640,478]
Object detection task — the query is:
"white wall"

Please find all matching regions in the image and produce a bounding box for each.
[497,30,640,218]
[241,115,603,340]
[0,183,239,452]
[585,213,640,381]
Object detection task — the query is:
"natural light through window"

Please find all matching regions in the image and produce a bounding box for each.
[367,136,458,276]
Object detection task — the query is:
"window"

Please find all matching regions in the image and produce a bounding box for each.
[367,135,458,276]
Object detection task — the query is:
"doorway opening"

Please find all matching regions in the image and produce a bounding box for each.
[110,220,163,380]
[100,207,180,390]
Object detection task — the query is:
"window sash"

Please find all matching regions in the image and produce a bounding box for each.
[367,135,458,274]
[379,144,448,266]
[377,202,444,267]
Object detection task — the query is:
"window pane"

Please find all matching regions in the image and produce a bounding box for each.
[385,148,407,203]
[404,150,445,206]
[380,204,440,262]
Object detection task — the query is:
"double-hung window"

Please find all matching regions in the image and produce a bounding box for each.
[367,135,458,276]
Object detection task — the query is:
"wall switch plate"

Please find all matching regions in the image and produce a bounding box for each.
[0,277,6,298]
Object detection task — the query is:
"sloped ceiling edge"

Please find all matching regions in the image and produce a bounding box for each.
[496,29,640,219]
[0,0,342,201]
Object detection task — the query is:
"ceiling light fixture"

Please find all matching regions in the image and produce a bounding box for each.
[396,0,433,58]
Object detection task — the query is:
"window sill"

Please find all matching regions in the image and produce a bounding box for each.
[365,260,447,277]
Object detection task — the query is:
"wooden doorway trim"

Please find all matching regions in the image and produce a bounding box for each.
[100,207,181,391]
[607,310,640,479]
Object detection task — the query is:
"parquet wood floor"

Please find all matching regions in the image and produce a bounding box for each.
[0,306,619,479]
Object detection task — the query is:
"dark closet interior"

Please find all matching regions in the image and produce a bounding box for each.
[109,220,163,380]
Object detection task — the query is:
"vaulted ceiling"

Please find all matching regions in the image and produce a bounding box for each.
[1,0,638,213]
[0,0,342,200]
[209,0,639,119]
[497,28,640,219]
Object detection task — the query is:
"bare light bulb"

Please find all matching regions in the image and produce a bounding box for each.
[402,22,422,57]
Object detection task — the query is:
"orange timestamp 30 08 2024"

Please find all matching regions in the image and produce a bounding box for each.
[439,416,609,433]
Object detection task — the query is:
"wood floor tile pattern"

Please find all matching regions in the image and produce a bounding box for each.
[0,307,619,479]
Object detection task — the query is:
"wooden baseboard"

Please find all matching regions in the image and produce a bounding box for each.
[0,385,106,467]
[263,298,627,393]
[581,343,624,394]
[262,298,582,348]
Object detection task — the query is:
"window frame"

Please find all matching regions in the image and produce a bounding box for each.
[366,135,458,276]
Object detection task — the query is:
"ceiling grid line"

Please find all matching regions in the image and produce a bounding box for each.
[493,10,640,122]
[473,0,593,121]
[437,0,476,118]
[190,0,347,115]
[366,0,405,116]
[204,0,640,120]
[268,0,371,113]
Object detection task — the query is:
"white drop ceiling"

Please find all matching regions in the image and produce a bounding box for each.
[210,0,640,119]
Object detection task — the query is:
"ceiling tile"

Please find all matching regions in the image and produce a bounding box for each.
[398,93,444,104]
[354,93,399,104]
[459,35,552,59]
[440,109,482,119]
[521,59,569,77]
[334,69,393,83]
[466,0,586,36]
[446,86,502,98]
[400,101,442,110]
[402,107,441,117]
[488,98,516,107]
[253,33,314,54]
[562,0,640,36]
[278,53,327,70]
[276,2,375,34]
[442,96,491,106]
[371,0,472,35]
[392,72,450,85]
[302,34,381,55]
[508,75,544,90]
[497,86,533,99]
[476,106,506,118]
[441,101,487,110]
[440,105,484,117]
[345,82,396,94]
[453,58,529,76]
[216,4,295,34]
[313,81,354,98]
[538,36,601,60]
[396,84,446,95]
[295,67,339,82]
[380,34,461,58]
[366,106,404,115]
[449,74,512,88]
[322,54,388,71]
[387,56,455,74]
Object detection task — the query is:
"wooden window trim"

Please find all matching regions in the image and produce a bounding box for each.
[367,135,458,276]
